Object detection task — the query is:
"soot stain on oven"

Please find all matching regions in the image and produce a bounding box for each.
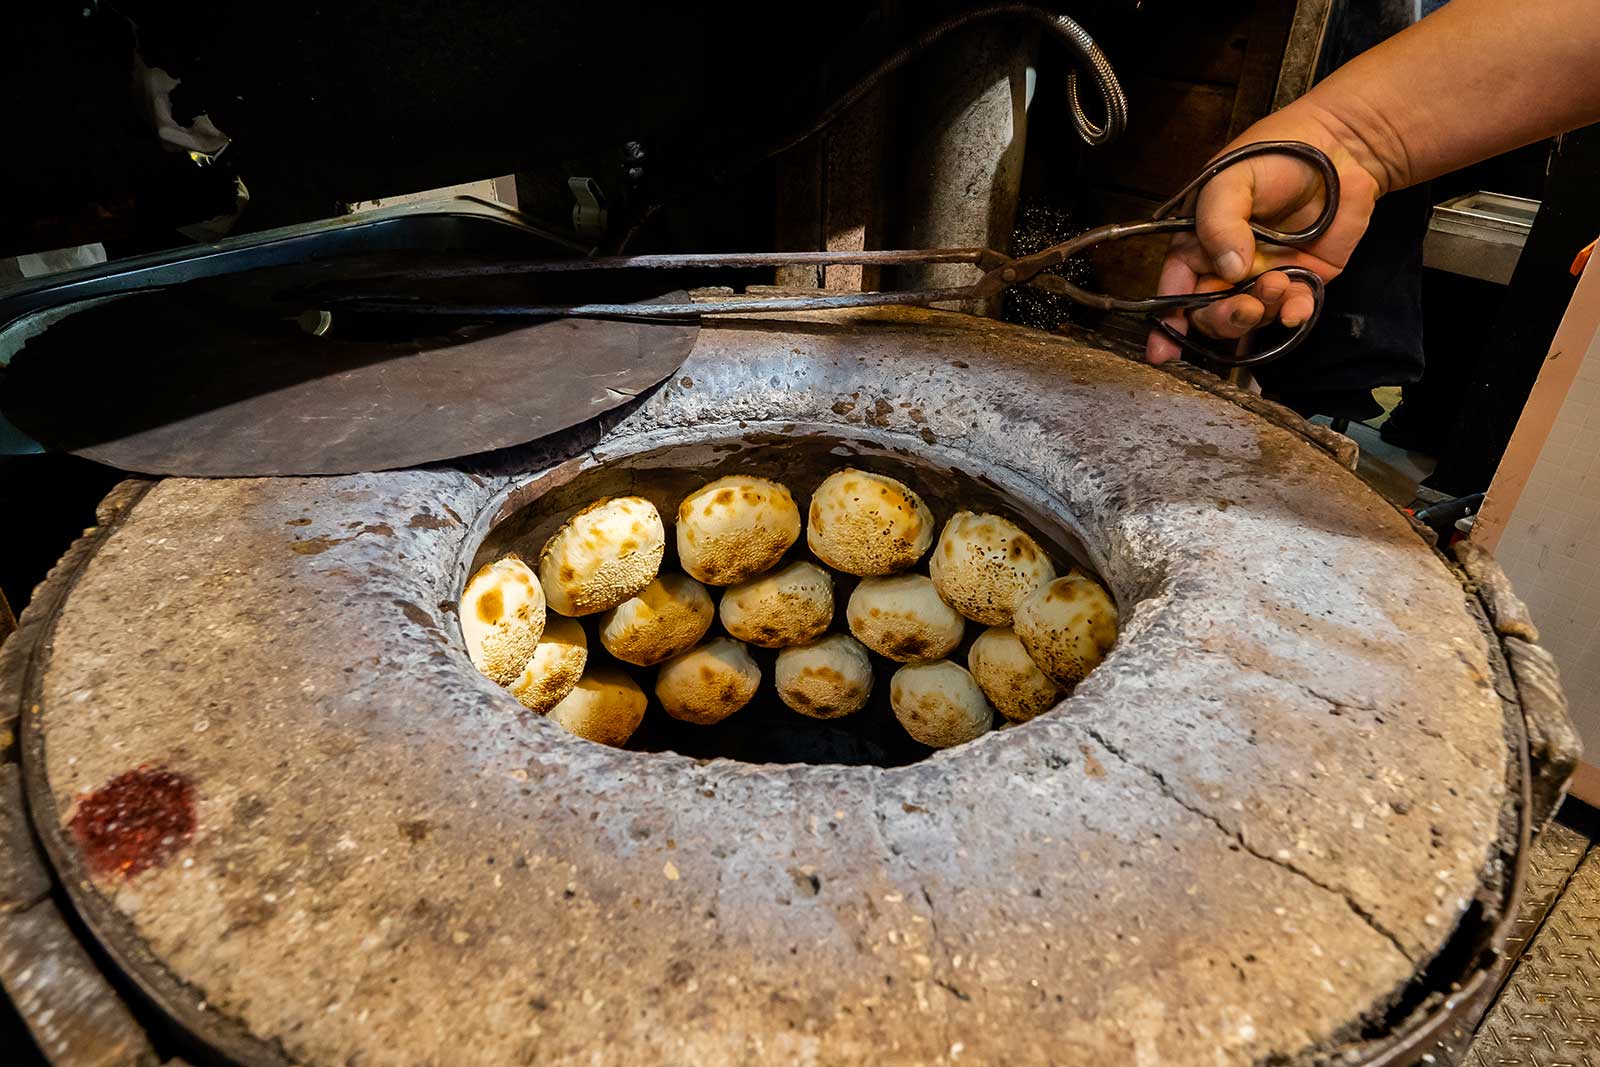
[462,431,1120,767]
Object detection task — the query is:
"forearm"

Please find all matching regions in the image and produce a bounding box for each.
[1290,0,1600,194]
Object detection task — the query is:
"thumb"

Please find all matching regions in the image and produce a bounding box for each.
[1192,163,1258,283]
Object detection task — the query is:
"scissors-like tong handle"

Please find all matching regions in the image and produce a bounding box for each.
[323,142,1339,368]
[982,140,1338,365]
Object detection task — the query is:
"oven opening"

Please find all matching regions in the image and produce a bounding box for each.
[462,430,1118,767]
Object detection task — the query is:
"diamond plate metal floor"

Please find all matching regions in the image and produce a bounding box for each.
[1436,811,1600,1067]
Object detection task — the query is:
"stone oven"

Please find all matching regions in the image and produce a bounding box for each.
[0,306,1577,1066]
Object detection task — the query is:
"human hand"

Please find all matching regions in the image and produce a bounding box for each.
[1143,105,1387,363]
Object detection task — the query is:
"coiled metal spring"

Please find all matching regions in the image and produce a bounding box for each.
[771,2,1129,156]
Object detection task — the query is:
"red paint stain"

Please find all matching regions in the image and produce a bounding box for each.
[68,766,196,878]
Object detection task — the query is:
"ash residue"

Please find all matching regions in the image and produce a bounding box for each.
[1002,198,1093,331]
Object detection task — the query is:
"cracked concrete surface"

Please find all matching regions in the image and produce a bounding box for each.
[1078,722,1414,964]
[20,308,1507,1066]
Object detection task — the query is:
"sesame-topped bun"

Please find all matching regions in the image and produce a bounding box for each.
[806,468,934,576]
[654,637,761,725]
[774,634,874,719]
[461,554,547,685]
[545,668,647,747]
[538,497,665,616]
[967,625,1063,722]
[929,511,1057,625]
[508,616,588,714]
[598,572,715,666]
[719,561,834,648]
[889,660,995,748]
[675,476,801,586]
[1012,574,1119,688]
[846,573,965,663]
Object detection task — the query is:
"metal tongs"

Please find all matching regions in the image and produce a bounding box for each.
[331,141,1338,368]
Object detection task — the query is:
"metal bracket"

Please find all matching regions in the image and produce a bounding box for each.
[568,177,609,240]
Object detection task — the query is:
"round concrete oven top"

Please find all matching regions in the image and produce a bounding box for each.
[0,308,1564,1067]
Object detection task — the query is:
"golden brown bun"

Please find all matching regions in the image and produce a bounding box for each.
[462,554,547,685]
[675,476,800,586]
[774,634,874,719]
[539,497,665,617]
[889,660,994,748]
[929,511,1056,625]
[1012,575,1119,687]
[806,468,933,576]
[546,668,647,746]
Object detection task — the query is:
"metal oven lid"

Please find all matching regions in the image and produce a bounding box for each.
[0,198,697,477]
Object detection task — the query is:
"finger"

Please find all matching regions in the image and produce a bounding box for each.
[1187,273,1257,338]
[1280,282,1318,328]
[1145,253,1197,364]
[1164,231,1224,281]
[1193,163,1258,283]
[1146,325,1184,364]
[1190,293,1266,340]
[1252,270,1292,324]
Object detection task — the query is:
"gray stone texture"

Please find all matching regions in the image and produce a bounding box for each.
[20,309,1512,1066]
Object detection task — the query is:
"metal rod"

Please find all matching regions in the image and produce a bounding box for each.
[332,286,984,320]
[332,248,997,285]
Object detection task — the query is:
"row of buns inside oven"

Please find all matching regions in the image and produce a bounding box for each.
[460,468,1119,750]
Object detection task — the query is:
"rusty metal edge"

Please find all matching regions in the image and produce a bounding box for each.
[1451,545,1577,837]
[0,479,161,1066]
[5,479,297,1067]
[0,897,163,1067]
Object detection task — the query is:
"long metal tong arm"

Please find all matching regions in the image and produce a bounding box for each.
[327,248,1012,319]
[339,225,1199,317]
[339,286,987,319]
[327,141,1340,365]
[344,248,1006,282]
